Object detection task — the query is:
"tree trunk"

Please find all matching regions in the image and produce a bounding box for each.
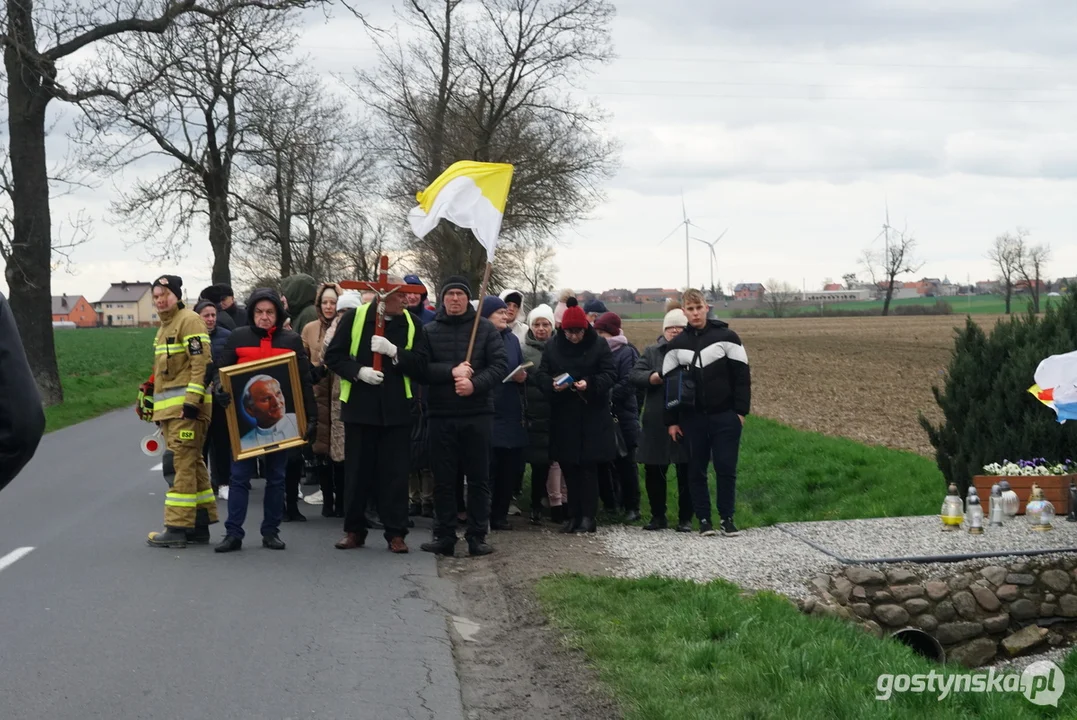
[204,175,232,285]
[4,7,64,406]
[882,281,894,317]
[1004,284,1012,314]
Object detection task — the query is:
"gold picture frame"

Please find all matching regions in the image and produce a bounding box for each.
[218,351,308,461]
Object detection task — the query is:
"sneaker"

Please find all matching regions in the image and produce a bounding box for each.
[720,518,741,537]
[675,521,693,533]
[304,490,324,506]
[643,516,667,531]
[218,486,230,501]
[699,519,717,537]
[508,503,522,517]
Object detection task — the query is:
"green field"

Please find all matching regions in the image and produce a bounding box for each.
[796,293,1061,316]
[45,327,156,432]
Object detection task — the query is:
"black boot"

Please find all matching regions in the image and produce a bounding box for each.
[550,505,564,524]
[186,508,212,544]
[559,516,579,534]
[624,509,642,523]
[214,535,242,553]
[574,517,597,534]
[643,516,668,531]
[284,505,307,522]
[147,527,188,548]
[467,536,494,556]
[420,536,457,556]
[529,509,543,525]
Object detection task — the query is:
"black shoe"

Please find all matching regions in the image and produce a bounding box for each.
[186,527,211,544]
[321,503,335,518]
[490,519,513,531]
[529,509,543,526]
[409,502,422,517]
[467,537,494,556]
[675,521,693,533]
[624,509,642,523]
[699,519,717,537]
[262,534,286,550]
[574,517,597,534]
[420,537,457,556]
[147,527,188,548]
[283,506,307,522]
[720,518,741,537]
[559,518,578,534]
[214,535,242,553]
[643,516,668,531]
[421,504,435,519]
[550,506,565,524]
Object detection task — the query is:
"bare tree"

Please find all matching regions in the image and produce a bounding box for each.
[1016,239,1051,314]
[987,229,1025,314]
[518,238,556,307]
[841,272,858,289]
[1,0,319,405]
[354,0,618,293]
[860,223,924,316]
[762,279,799,318]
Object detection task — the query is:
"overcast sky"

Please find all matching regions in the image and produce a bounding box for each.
[6,0,1077,302]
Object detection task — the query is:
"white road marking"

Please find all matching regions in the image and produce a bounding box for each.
[150,463,163,472]
[0,547,35,574]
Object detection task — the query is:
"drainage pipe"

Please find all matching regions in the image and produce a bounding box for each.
[891,627,946,663]
[776,524,1077,565]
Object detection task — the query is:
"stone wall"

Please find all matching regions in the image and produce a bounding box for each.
[800,555,1077,667]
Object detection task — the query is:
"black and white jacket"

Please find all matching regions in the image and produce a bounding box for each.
[661,318,751,425]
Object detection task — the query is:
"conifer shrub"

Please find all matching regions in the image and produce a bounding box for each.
[920,293,1077,495]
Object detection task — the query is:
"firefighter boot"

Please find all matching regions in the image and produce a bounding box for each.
[186,508,211,545]
[147,526,188,548]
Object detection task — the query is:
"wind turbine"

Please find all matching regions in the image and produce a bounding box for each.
[658,193,705,288]
[694,229,727,300]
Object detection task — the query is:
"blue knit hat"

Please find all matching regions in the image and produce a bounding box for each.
[480,295,508,319]
[583,299,608,315]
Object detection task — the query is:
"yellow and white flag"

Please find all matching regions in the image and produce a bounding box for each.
[408,161,514,261]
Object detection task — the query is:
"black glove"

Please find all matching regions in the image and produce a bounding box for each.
[213,387,232,408]
[181,403,200,420]
[311,364,329,383]
[304,419,318,443]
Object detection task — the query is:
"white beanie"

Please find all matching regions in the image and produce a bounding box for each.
[663,308,688,329]
[336,291,363,313]
[527,303,555,328]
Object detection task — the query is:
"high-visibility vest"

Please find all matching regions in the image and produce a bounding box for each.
[338,303,416,403]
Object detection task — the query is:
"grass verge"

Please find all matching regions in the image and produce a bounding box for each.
[537,574,1076,719]
[45,328,156,432]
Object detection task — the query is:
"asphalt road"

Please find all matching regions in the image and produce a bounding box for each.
[0,410,463,720]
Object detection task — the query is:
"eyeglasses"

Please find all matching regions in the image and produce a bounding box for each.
[563,328,585,335]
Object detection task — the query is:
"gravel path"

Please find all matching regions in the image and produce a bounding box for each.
[599,525,840,600]
[780,515,1077,561]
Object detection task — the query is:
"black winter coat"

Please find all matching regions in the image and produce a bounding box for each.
[520,331,552,464]
[535,327,618,466]
[662,318,751,425]
[607,335,640,449]
[220,289,316,424]
[323,307,423,427]
[416,304,508,418]
[632,338,689,466]
[0,291,45,492]
[492,328,528,448]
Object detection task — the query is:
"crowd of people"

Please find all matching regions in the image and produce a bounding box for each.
[142,269,752,557]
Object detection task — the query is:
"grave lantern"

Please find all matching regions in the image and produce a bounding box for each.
[1025,484,1055,532]
[966,494,984,535]
[998,480,1020,519]
[940,483,963,531]
[989,484,1004,527]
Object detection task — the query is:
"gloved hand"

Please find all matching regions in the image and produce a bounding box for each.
[311,364,329,383]
[358,367,384,385]
[213,386,232,408]
[181,403,200,420]
[304,419,318,443]
[370,335,398,358]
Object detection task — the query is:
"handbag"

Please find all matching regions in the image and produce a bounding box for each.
[612,414,629,459]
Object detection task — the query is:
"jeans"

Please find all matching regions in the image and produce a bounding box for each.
[225,450,288,540]
[682,409,742,522]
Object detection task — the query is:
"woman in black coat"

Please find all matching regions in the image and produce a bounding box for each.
[594,312,641,522]
[534,298,618,533]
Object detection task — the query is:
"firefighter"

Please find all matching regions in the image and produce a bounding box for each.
[146,274,219,548]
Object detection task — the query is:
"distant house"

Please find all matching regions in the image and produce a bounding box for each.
[51,294,97,328]
[599,290,624,303]
[801,289,872,303]
[1015,279,1047,294]
[976,280,1000,295]
[95,281,157,327]
[633,288,679,303]
[823,283,843,292]
[733,283,765,301]
[876,281,920,300]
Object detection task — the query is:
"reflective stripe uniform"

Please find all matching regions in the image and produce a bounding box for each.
[152,304,218,529]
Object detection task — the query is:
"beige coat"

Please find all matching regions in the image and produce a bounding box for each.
[301,283,343,457]
[323,313,347,463]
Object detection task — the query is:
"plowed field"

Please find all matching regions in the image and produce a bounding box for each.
[624,315,1005,457]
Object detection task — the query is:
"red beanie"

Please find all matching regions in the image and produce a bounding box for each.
[593,312,622,336]
[560,297,589,330]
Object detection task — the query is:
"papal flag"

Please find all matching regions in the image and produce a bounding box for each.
[408,161,514,261]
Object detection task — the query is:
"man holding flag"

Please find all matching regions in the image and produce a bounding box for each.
[408,161,514,557]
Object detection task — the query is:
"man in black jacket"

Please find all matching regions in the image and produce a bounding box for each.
[0,291,45,493]
[324,280,425,553]
[416,276,507,557]
[213,288,317,553]
[662,289,751,538]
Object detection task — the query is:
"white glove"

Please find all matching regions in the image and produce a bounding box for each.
[370,335,398,358]
[358,367,384,385]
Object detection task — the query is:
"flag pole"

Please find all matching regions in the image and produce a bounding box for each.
[465,261,493,364]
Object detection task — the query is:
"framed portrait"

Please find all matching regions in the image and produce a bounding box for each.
[218,352,308,461]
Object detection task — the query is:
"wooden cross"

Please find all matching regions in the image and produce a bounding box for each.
[340,255,426,371]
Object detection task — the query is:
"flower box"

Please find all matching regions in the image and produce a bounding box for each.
[972,474,1076,516]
